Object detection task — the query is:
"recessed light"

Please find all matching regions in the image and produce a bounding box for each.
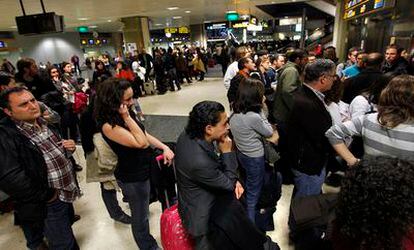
[172,16,182,19]
[89,25,98,28]
[284,16,289,18]
[203,20,212,23]
[271,1,276,3]
[167,7,179,10]
[292,0,297,2]
[78,17,89,21]
[107,20,112,22]
[185,10,191,13]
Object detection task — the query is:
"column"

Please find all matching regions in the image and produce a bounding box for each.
[333,1,348,61]
[121,17,151,54]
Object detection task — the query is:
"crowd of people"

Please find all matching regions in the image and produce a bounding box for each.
[0,40,413,250]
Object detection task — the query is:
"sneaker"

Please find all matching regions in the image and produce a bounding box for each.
[114,214,132,224]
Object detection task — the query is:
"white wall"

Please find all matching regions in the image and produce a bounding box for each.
[14,32,84,65]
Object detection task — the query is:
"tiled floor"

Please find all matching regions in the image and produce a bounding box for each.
[0,77,300,249]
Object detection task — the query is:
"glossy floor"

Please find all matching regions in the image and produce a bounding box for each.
[0,77,318,250]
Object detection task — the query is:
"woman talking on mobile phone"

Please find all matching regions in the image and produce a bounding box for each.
[94,78,174,250]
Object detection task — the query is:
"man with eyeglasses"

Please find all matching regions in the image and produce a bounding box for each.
[285,59,336,234]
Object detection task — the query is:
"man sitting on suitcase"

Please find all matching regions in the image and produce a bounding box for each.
[176,101,279,250]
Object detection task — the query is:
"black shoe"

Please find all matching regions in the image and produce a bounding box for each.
[74,164,83,172]
[114,214,131,224]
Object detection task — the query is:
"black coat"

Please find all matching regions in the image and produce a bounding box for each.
[0,117,55,224]
[286,85,333,175]
[175,132,238,236]
[382,57,409,78]
[342,68,390,104]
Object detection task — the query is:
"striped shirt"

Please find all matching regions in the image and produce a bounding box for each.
[16,118,79,203]
[325,113,414,160]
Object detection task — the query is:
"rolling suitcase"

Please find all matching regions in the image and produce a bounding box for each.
[157,155,194,250]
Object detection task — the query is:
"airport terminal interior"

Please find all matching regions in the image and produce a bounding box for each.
[0,0,414,249]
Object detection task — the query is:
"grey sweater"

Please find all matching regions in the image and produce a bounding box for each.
[230,111,273,157]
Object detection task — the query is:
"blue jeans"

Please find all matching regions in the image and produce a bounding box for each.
[21,199,79,250]
[288,168,326,231]
[237,152,265,224]
[118,179,159,250]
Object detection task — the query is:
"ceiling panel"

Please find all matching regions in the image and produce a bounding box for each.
[0,0,309,32]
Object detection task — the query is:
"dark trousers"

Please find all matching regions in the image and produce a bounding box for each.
[21,199,79,250]
[167,68,180,90]
[196,71,205,81]
[100,183,126,220]
[61,105,79,141]
[194,194,267,250]
[118,179,159,250]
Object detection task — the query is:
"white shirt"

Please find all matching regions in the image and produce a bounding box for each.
[349,95,376,119]
[223,61,239,90]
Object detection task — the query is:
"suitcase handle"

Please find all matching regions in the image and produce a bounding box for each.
[155,154,177,209]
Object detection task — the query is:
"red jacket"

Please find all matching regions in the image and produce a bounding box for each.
[116,69,135,82]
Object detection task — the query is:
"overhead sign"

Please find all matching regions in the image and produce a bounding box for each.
[0,41,5,48]
[206,22,228,30]
[226,12,239,21]
[231,21,249,29]
[164,27,189,34]
[343,0,395,20]
[77,26,89,33]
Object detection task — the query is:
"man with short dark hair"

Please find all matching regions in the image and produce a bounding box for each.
[336,47,359,78]
[267,54,285,84]
[382,44,409,77]
[176,101,278,250]
[0,87,80,250]
[271,49,307,124]
[15,58,54,100]
[342,52,390,103]
[286,59,336,231]
[224,46,250,89]
[227,57,256,105]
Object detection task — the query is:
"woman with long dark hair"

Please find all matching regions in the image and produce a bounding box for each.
[229,77,279,224]
[326,74,414,167]
[94,78,174,250]
[92,60,112,87]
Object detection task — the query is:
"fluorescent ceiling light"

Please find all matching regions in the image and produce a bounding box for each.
[185,10,191,13]
[167,7,179,10]
[172,16,182,19]
[107,20,112,22]
[78,17,89,21]
[89,25,98,28]
[155,23,162,26]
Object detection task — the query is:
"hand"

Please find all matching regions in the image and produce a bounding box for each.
[163,147,175,166]
[218,135,233,153]
[234,181,244,200]
[118,104,130,120]
[347,158,361,168]
[266,130,280,145]
[62,140,76,153]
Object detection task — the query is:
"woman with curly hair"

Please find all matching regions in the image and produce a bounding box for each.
[94,78,174,250]
[325,75,414,167]
[333,156,414,250]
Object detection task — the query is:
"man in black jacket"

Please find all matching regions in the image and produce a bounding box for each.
[0,87,79,250]
[342,52,390,103]
[176,101,278,250]
[382,44,409,77]
[138,48,154,82]
[286,59,335,230]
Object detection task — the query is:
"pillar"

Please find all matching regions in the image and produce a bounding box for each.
[333,1,348,61]
[121,17,151,54]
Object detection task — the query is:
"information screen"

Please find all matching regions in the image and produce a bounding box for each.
[343,0,393,20]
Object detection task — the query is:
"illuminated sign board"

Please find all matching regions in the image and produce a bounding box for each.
[343,0,395,20]
[0,41,5,48]
[231,21,249,29]
[164,27,190,34]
